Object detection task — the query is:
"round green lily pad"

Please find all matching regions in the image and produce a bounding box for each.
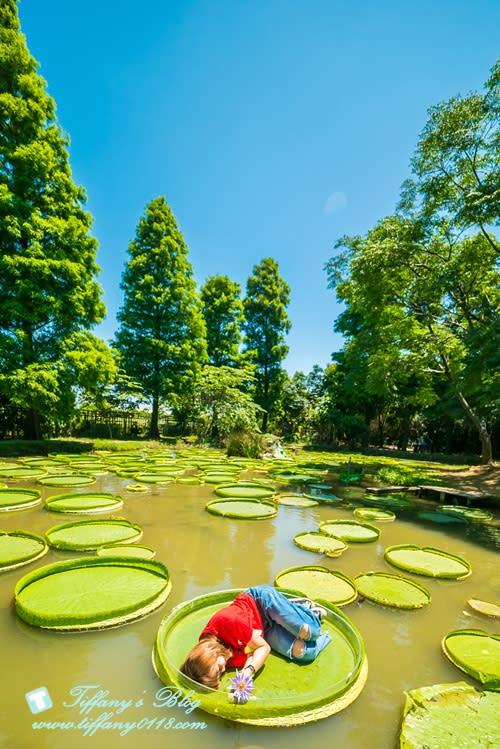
[0,466,47,479]
[15,556,171,630]
[304,493,342,504]
[0,488,42,512]
[205,499,277,519]
[293,532,348,557]
[45,518,143,550]
[320,519,380,543]
[354,572,431,609]
[442,630,500,690]
[399,682,500,749]
[440,505,494,522]
[362,494,413,508]
[38,474,96,487]
[0,530,49,571]
[214,482,276,499]
[354,507,395,522]
[276,494,319,507]
[132,472,175,484]
[153,588,367,725]
[417,511,466,524]
[96,544,156,559]
[45,492,123,514]
[467,598,500,618]
[271,472,318,484]
[203,472,240,484]
[275,565,357,606]
[384,545,471,579]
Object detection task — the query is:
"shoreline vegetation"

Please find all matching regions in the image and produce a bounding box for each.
[0,438,497,500]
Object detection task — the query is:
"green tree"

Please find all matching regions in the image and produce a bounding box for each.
[400,58,499,251]
[0,1,114,438]
[243,258,291,431]
[192,365,262,444]
[200,275,243,366]
[326,215,499,462]
[114,197,207,438]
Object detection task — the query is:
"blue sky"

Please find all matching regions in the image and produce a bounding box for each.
[18,0,500,374]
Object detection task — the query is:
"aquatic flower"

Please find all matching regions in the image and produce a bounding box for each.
[228,670,255,704]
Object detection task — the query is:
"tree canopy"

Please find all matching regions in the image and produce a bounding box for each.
[325,59,500,462]
[114,196,207,437]
[0,0,115,438]
[200,275,243,367]
[243,257,291,431]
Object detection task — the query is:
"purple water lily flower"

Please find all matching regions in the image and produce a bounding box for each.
[229,670,255,704]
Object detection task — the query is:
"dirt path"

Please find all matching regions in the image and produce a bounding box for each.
[434,463,500,498]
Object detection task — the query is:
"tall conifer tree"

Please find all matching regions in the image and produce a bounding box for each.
[243,258,291,430]
[0,1,113,438]
[200,275,243,367]
[114,197,207,437]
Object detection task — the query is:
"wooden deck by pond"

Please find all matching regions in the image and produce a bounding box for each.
[366,484,491,505]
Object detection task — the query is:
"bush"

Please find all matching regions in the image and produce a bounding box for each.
[226,431,263,458]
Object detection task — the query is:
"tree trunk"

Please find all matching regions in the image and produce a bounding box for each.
[150,395,160,439]
[23,408,42,440]
[454,389,492,464]
[440,353,493,464]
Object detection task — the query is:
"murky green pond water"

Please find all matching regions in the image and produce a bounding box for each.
[0,451,498,749]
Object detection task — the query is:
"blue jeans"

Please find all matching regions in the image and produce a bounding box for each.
[246,585,332,664]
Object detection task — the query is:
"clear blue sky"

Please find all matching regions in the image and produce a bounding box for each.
[18,0,500,374]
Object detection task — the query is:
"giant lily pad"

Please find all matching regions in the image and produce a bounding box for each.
[152,588,367,725]
[384,545,471,579]
[354,572,431,609]
[0,488,42,512]
[214,482,276,499]
[442,630,500,689]
[320,519,380,543]
[440,505,494,523]
[304,493,342,504]
[293,532,348,557]
[399,682,500,749]
[274,565,357,606]
[45,492,123,514]
[38,474,96,487]
[15,556,171,630]
[205,499,277,520]
[467,598,500,618]
[354,507,395,522]
[97,544,156,559]
[45,518,143,550]
[0,466,47,480]
[276,494,319,507]
[0,530,49,572]
[132,472,175,484]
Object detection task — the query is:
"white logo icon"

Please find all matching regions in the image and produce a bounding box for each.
[25,687,53,714]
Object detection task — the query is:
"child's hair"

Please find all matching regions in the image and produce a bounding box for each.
[180,636,232,689]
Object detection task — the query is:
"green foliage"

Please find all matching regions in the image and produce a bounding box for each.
[0,3,112,437]
[376,464,438,487]
[200,275,243,366]
[324,61,499,461]
[192,365,262,445]
[243,258,291,430]
[226,430,264,458]
[114,197,207,437]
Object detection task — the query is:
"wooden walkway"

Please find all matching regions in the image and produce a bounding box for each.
[366,484,490,505]
[418,485,489,504]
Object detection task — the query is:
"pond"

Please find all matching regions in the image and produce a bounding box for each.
[0,449,499,749]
